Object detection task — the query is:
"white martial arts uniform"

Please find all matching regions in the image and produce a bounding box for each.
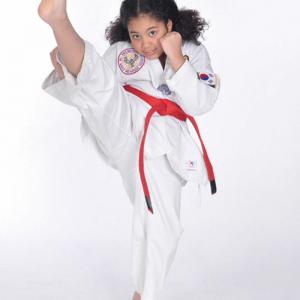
[41,39,220,300]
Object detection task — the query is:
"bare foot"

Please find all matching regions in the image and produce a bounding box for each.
[132,291,141,300]
[37,0,68,26]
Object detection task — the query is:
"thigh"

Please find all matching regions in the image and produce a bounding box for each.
[78,84,134,162]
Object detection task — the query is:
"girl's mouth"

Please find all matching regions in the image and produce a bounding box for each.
[144,50,156,56]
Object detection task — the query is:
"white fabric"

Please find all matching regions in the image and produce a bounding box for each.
[42,39,220,184]
[41,39,220,299]
[131,154,184,300]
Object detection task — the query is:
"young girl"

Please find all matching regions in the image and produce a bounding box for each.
[38,0,220,299]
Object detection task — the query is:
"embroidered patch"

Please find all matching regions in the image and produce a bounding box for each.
[157,83,172,96]
[197,72,216,87]
[185,160,197,170]
[118,48,145,75]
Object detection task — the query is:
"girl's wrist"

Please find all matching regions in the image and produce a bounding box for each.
[169,54,186,72]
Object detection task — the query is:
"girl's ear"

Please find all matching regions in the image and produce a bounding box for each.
[167,19,173,32]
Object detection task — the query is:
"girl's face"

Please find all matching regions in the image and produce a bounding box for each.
[127,14,172,60]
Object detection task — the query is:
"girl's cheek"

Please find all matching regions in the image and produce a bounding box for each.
[156,38,163,49]
[131,41,138,51]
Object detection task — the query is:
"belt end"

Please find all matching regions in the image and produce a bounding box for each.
[145,196,154,214]
[210,180,217,194]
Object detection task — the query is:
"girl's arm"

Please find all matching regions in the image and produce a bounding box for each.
[38,0,84,77]
[165,42,220,116]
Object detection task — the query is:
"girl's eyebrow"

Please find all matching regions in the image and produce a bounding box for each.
[129,26,158,33]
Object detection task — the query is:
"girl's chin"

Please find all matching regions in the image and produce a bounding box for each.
[144,52,157,59]
[144,52,164,60]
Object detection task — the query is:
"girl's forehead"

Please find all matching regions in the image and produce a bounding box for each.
[128,14,164,31]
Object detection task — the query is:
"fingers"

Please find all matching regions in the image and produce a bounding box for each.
[50,47,65,80]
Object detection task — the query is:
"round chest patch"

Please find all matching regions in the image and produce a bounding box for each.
[118,48,145,75]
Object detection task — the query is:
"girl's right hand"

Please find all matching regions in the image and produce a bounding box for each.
[38,0,68,26]
[50,47,65,80]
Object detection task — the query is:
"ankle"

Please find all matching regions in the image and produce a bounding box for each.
[132,291,141,300]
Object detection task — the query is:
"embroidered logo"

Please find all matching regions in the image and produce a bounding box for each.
[157,83,172,96]
[185,160,197,170]
[118,48,145,75]
[197,72,216,87]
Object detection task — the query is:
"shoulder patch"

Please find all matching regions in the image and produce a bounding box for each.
[197,72,216,88]
[118,48,145,75]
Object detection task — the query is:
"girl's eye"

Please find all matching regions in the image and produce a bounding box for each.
[148,31,157,37]
[131,34,141,40]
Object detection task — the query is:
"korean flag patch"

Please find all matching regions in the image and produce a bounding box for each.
[197,72,216,88]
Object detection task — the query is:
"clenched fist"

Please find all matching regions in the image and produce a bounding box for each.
[160,31,183,60]
[50,47,65,80]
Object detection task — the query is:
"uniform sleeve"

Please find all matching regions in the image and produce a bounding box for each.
[41,39,116,109]
[165,42,221,116]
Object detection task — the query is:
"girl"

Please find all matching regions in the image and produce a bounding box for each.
[38,0,220,299]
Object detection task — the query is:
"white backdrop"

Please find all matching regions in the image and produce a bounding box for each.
[0,0,299,299]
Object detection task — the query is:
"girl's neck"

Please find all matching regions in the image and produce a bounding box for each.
[159,53,167,69]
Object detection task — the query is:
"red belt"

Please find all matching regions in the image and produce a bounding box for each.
[123,84,216,214]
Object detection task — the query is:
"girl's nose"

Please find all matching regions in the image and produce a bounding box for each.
[141,37,152,51]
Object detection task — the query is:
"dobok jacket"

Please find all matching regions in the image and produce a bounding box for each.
[41,38,220,190]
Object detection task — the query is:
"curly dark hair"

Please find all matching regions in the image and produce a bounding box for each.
[105,0,209,46]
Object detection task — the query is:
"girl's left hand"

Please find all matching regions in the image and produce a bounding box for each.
[50,46,65,80]
[160,31,183,60]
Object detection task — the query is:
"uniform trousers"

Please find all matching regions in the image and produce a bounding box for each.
[123,152,185,300]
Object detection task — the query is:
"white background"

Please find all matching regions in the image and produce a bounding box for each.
[0,0,299,299]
